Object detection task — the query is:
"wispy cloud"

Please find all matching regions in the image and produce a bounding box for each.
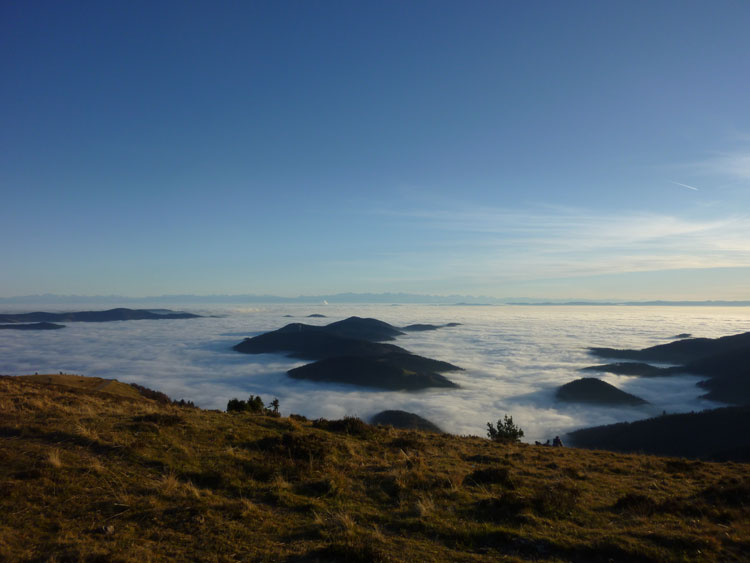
[370,203,750,285]
[696,150,750,181]
[671,181,699,191]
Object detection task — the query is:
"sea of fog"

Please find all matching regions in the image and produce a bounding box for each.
[2,304,749,443]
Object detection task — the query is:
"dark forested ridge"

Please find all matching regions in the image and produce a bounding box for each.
[0,308,201,323]
[287,356,459,390]
[234,316,462,390]
[572,332,750,458]
[402,322,462,332]
[0,322,66,330]
[568,406,750,461]
[233,327,406,360]
[589,331,750,364]
[587,331,750,405]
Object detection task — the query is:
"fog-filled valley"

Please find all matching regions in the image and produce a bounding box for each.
[2,303,748,443]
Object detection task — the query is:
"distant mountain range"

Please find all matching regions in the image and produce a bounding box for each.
[510,300,750,306]
[0,292,495,305]
[1,293,748,306]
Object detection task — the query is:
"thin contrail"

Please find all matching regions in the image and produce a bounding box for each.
[671,181,700,191]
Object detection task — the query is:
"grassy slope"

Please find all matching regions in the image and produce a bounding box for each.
[15,374,143,399]
[1,375,749,562]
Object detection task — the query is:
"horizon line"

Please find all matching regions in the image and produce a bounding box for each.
[1,292,749,306]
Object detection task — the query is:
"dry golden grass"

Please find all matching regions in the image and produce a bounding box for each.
[46,448,63,468]
[17,374,143,399]
[1,374,749,562]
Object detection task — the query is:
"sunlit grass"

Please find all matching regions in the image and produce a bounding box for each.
[1,374,748,562]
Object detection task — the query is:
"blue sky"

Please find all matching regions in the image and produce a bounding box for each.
[2,1,749,300]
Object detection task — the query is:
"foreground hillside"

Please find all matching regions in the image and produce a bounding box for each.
[1,376,749,562]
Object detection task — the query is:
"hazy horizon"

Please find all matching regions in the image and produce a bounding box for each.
[3,291,750,307]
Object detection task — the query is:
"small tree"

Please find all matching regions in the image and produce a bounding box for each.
[227,395,280,417]
[486,415,524,443]
[247,395,265,413]
[227,398,247,412]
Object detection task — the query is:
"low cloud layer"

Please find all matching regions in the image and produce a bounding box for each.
[1,303,747,443]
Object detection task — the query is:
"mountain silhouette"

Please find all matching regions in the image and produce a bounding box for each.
[587,332,750,405]
[0,308,201,323]
[0,322,66,330]
[234,316,461,390]
[371,410,443,432]
[556,378,648,406]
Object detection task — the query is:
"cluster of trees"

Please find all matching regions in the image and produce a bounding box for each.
[226,395,280,416]
[130,382,195,407]
[486,415,524,442]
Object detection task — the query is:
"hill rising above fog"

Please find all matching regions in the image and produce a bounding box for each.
[288,356,459,390]
[0,308,201,323]
[587,331,750,405]
[590,331,750,364]
[233,316,462,390]
[0,322,66,330]
[556,378,648,406]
